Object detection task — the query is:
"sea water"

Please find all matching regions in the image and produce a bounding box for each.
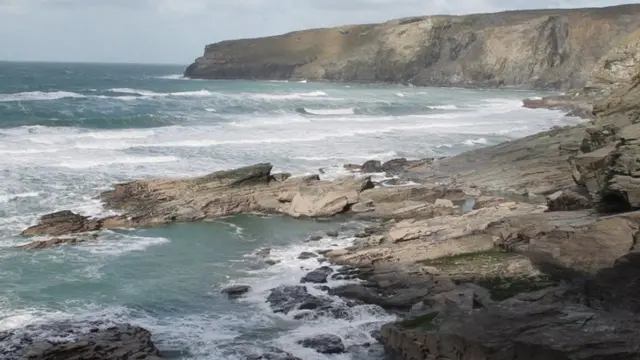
[0,62,583,359]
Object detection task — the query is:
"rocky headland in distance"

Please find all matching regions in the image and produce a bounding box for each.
[7,4,640,360]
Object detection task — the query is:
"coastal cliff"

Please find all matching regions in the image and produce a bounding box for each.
[185,4,640,89]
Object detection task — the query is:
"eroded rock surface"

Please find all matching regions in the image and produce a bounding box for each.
[0,322,162,360]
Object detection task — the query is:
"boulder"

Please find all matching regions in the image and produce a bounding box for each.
[304,235,322,242]
[326,230,339,237]
[361,160,383,173]
[297,252,318,260]
[301,266,334,283]
[221,285,251,298]
[297,334,345,354]
[266,286,332,314]
[0,322,162,360]
[546,186,592,211]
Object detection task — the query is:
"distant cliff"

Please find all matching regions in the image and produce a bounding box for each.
[185,4,640,90]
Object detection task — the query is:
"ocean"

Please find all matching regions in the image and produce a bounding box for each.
[0,62,584,359]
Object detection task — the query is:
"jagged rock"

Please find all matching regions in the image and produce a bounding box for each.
[15,237,87,249]
[297,252,318,260]
[546,186,592,211]
[22,164,375,236]
[266,286,332,314]
[0,322,162,360]
[221,285,251,298]
[361,160,383,173]
[381,303,640,360]
[297,334,345,354]
[301,266,334,283]
[21,211,102,237]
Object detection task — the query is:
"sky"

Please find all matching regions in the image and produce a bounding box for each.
[0,0,636,64]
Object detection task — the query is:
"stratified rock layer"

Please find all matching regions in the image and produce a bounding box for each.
[185,5,640,90]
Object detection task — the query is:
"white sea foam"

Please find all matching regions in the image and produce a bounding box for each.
[429,104,459,110]
[156,74,187,80]
[0,192,39,203]
[205,108,217,112]
[463,137,488,146]
[78,232,171,256]
[301,107,355,115]
[249,91,328,100]
[53,155,178,168]
[109,88,215,98]
[0,91,86,102]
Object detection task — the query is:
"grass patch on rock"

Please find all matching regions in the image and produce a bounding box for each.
[418,249,511,268]
[397,311,440,330]
[476,276,556,301]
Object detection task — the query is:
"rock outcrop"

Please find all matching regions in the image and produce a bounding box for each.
[0,322,163,360]
[21,164,376,236]
[381,302,640,360]
[185,5,640,90]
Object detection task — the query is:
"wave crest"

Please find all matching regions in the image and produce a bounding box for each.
[0,91,85,102]
[297,107,355,115]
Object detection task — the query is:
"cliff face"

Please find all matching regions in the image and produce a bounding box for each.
[185,4,640,89]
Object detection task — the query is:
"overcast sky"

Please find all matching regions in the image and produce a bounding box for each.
[0,0,635,64]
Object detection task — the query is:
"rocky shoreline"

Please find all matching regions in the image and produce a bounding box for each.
[9,67,640,358]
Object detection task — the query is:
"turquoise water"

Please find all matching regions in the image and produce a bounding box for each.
[0,62,583,359]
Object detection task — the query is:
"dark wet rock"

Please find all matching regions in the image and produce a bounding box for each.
[370,330,382,342]
[256,248,272,257]
[361,160,383,173]
[297,252,318,260]
[265,259,280,266]
[326,230,339,237]
[316,249,333,255]
[315,285,331,292]
[304,235,323,242]
[245,347,302,360]
[221,285,251,298]
[381,302,640,360]
[330,282,431,310]
[331,266,361,280]
[0,322,162,360]
[301,266,334,284]
[297,334,345,354]
[266,286,332,314]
